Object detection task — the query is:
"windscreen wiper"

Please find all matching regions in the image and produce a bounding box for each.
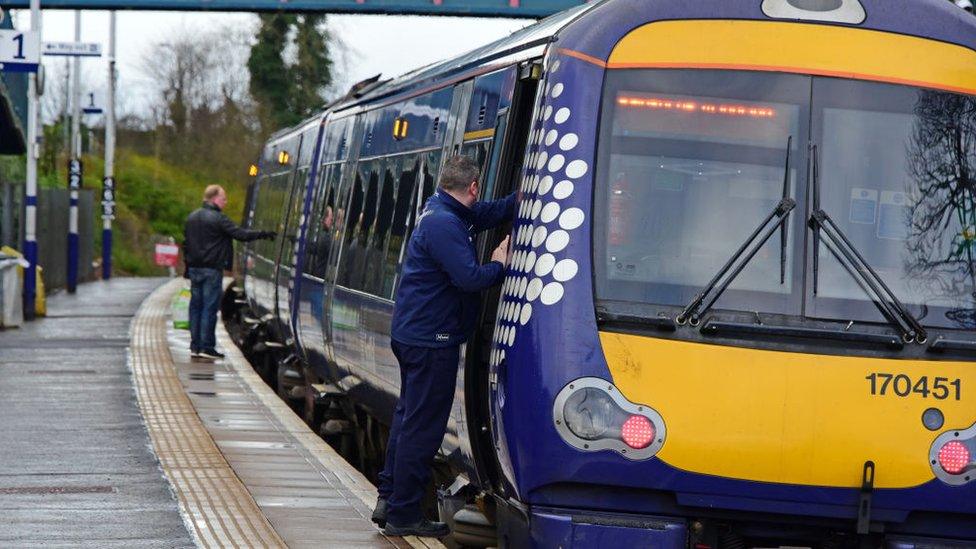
[677,137,796,326]
[808,145,927,344]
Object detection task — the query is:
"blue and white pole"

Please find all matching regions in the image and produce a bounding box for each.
[101,11,116,280]
[67,10,81,293]
[22,0,41,319]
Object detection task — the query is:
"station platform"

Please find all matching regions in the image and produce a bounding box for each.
[0,277,444,548]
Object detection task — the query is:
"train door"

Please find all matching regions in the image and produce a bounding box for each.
[272,131,313,339]
[285,123,328,348]
[465,62,541,490]
[243,165,268,311]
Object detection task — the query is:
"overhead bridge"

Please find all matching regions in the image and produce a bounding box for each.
[1,0,584,17]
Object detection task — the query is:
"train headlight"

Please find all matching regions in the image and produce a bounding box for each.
[929,421,976,485]
[554,377,666,460]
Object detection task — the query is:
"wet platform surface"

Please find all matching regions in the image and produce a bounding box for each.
[0,278,194,548]
[0,277,444,548]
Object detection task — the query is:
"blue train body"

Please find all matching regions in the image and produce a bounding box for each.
[235,1,976,547]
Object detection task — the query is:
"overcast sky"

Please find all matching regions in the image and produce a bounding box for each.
[11,9,532,118]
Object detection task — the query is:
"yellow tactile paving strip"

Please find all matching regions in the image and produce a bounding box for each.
[130,279,287,548]
[133,278,446,549]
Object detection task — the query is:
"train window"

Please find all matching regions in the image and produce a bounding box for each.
[337,165,366,288]
[304,164,337,279]
[460,140,492,183]
[419,150,442,211]
[280,166,309,269]
[384,155,420,298]
[344,160,381,291]
[594,69,810,317]
[809,78,976,328]
[364,161,397,295]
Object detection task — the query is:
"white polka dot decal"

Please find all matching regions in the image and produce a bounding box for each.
[547,154,565,173]
[530,200,543,220]
[531,226,548,248]
[554,108,571,124]
[566,160,588,179]
[534,253,555,277]
[540,202,560,224]
[545,129,558,146]
[538,176,554,196]
[488,57,594,369]
[546,230,570,253]
[540,282,564,306]
[559,208,585,231]
[559,133,578,151]
[526,278,543,302]
[553,180,573,200]
[553,259,578,282]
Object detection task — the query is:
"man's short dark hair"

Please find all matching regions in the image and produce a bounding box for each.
[439,155,480,193]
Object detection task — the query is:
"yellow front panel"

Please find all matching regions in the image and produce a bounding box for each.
[607,20,976,96]
[600,332,974,489]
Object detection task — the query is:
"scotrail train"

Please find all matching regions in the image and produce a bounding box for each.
[224,0,976,547]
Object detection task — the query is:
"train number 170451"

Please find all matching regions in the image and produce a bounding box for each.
[865,373,961,400]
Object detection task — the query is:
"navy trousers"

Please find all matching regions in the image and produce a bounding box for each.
[187,267,223,353]
[378,340,460,526]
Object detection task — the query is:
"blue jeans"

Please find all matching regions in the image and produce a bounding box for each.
[188,267,222,352]
[378,341,460,526]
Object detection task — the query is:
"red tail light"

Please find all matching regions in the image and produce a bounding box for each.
[938,440,971,474]
[553,378,667,461]
[930,422,976,485]
[621,415,655,449]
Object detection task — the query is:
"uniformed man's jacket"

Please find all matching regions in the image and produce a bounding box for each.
[391,191,515,348]
[183,202,267,271]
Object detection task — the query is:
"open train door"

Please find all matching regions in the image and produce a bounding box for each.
[463,60,542,497]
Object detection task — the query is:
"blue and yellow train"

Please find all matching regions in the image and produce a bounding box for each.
[229,1,976,546]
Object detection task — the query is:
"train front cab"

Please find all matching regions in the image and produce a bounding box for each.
[489,2,976,548]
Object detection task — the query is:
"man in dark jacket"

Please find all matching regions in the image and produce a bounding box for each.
[183,185,274,360]
[375,156,513,538]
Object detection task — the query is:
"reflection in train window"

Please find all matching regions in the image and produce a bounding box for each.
[385,155,420,298]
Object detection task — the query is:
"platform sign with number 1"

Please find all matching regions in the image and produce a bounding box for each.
[0,29,40,73]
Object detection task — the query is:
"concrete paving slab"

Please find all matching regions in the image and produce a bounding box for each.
[0,278,194,548]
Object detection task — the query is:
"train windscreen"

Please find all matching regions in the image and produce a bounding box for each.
[594,70,809,317]
[594,69,976,329]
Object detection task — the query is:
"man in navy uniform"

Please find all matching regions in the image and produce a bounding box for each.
[374,155,514,538]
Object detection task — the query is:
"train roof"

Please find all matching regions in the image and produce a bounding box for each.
[559,0,976,63]
[331,1,597,110]
[261,0,976,153]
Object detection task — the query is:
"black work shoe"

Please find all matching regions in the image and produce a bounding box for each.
[383,519,451,538]
[371,498,387,528]
[199,349,225,360]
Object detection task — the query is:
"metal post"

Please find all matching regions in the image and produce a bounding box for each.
[67,10,81,293]
[23,0,41,320]
[101,11,116,280]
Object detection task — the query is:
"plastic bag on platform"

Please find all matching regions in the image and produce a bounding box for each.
[171,286,191,330]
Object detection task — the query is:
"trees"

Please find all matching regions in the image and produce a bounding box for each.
[906,90,976,322]
[248,13,334,133]
[139,25,260,182]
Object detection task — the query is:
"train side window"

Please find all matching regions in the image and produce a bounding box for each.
[364,160,397,296]
[304,164,334,279]
[338,165,366,288]
[349,160,381,291]
[460,140,492,183]
[280,166,309,268]
[384,155,420,298]
[419,150,442,212]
